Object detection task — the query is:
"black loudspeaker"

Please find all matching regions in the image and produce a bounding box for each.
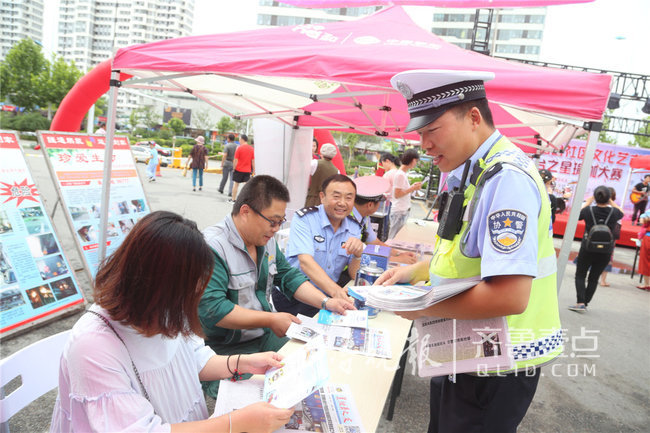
[607,93,621,110]
[642,98,650,115]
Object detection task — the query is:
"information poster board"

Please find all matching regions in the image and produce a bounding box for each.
[538,139,650,216]
[38,132,151,280]
[0,131,84,337]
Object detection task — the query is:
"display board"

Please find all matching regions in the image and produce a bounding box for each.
[38,132,151,280]
[539,139,650,216]
[0,131,85,337]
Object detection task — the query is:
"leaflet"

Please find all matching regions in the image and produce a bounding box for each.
[414,316,514,377]
[317,309,368,328]
[385,239,435,254]
[287,315,392,359]
[364,277,481,311]
[214,382,365,433]
[263,337,329,409]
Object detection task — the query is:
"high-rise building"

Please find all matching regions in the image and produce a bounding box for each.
[0,0,44,60]
[255,2,546,61]
[57,0,195,73]
[431,7,547,60]
[256,0,381,27]
[56,0,195,122]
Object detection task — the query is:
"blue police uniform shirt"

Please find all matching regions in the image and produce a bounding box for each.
[287,205,362,293]
[444,130,540,280]
[351,207,377,244]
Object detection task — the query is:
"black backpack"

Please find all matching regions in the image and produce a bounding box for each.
[584,207,615,253]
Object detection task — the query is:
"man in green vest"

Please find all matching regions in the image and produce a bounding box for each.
[305,142,339,207]
[377,70,562,432]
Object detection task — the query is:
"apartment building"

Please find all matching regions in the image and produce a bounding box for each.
[1,0,44,60]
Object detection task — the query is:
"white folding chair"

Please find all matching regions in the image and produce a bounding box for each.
[0,330,71,433]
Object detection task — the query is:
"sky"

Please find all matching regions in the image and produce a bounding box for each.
[43,0,649,118]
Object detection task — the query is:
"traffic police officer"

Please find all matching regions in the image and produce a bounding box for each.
[377,70,562,432]
[352,175,417,264]
[273,174,362,317]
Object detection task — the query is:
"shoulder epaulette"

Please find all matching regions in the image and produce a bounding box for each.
[347,214,363,226]
[295,206,319,217]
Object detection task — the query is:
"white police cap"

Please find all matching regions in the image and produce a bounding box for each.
[391,69,495,133]
[354,175,390,202]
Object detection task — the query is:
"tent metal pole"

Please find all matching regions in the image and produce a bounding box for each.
[98,70,121,263]
[556,123,602,291]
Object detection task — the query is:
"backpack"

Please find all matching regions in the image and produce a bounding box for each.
[584,207,615,253]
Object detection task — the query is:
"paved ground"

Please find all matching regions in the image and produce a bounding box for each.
[2,142,649,432]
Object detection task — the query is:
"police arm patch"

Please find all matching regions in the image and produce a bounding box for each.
[487,209,527,253]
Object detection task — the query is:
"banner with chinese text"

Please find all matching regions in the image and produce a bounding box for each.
[538,139,650,217]
[0,131,85,337]
[38,132,150,279]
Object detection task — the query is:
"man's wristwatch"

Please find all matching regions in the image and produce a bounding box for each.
[321,296,330,310]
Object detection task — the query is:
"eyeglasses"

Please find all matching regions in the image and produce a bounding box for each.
[249,205,286,228]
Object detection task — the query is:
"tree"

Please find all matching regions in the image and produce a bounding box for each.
[0,39,48,110]
[193,108,213,130]
[129,106,161,130]
[167,117,186,136]
[598,113,617,144]
[628,116,650,148]
[344,133,360,164]
[43,55,82,118]
[217,116,235,135]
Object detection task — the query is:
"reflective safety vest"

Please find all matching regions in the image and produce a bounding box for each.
[429,136,563,372]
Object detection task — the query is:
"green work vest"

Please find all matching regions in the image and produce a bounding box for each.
[429,136,562,372]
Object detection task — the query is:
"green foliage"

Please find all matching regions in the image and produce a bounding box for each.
[129,106,161,130]
[94,96,107,119]
[193,108,213,130]
[217,116,235,134]
[158,128,173,140]
[0,39,48,110]
[180,143,194,157]
[167,118,186,136]
[0,112,16,129]
[11,112,51,131]
[44,55,82,109]
[598,114,617,144]
[628,116,650,148]
[1,40,82,113]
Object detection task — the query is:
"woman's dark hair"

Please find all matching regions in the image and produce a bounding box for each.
[593,185,611,204]
[400,148,420,166]
[94,211,214,338]
[380,152,399,166]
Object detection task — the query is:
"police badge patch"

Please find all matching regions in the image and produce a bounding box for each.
[487,209,527,253]
[314,235,325,243]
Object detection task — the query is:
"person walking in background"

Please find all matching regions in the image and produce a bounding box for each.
[635,208,650,291]
[230,134,254,202]
[539,169,571,224]
[304,143,339,207]
[600,187,622,287]
[219,133,237,196]
[388,149,422,239]
[570,186,623,312]
[186,136,208,192]
[631,174,650,225]
[50,211,293,432]
[380,152,400,200]
[145,141,158,182]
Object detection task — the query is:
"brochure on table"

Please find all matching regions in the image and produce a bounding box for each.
[37,132,150,279]
[317,309,368,328]
[0,131,84,337]
[264,337,330,409]
[287,314,391,359]
[415,316,514,377]
[215,381,365,433]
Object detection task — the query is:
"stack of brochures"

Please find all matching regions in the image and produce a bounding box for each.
[364,276,481,311]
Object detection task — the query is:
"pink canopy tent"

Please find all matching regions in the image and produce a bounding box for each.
[56,6,611,284]
[275,0,594,8]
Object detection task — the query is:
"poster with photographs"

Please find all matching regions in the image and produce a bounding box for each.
[0,131,84,336]
[38,132,151,279]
